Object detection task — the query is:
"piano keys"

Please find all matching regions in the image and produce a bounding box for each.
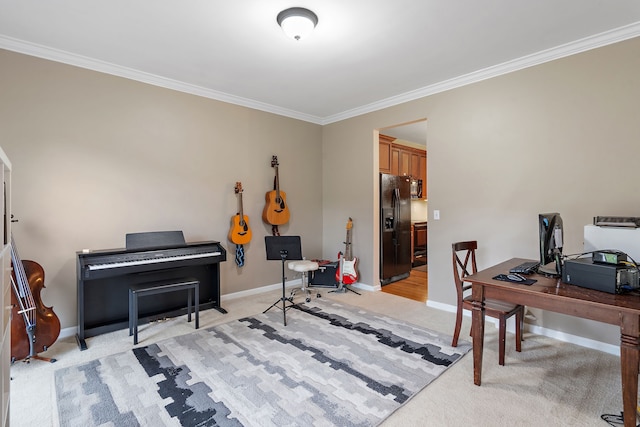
[76,232,226,350]
[80,245,223,278]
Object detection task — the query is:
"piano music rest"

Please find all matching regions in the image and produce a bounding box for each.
[128,278,199,345]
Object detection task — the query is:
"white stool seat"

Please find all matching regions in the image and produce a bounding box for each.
[288,260,319,272]
[287,260,320,303]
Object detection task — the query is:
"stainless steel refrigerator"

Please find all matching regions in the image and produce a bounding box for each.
[380,173,412,285]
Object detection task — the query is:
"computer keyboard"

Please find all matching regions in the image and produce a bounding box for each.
[509,261,540,274]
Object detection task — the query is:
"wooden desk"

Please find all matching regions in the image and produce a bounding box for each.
[467,258,640,427]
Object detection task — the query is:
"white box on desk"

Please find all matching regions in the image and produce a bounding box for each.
[584,224,640,263]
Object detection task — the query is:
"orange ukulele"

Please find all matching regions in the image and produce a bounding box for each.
[228,182,252,245]
[336,217,358,285]
[262,156,290,227]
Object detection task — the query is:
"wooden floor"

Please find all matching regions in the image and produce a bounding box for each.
[381,266,428,302]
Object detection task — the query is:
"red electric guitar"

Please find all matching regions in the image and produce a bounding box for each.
[336,218,358,285]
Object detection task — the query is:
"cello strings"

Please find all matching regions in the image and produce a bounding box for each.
[11,234,37,327]
[10,257,37,326]
[11,240,33,324]
[10,275,32,315]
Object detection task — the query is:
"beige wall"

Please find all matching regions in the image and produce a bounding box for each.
[323,36,640,346]
[2,36,639,346]
[0,50,324,329]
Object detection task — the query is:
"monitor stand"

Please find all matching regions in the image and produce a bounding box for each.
[538,261,560,277]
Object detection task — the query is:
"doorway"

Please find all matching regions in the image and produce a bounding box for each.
[377,119,428,303]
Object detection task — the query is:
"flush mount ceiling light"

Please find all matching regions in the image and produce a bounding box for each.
[277,7,318,41]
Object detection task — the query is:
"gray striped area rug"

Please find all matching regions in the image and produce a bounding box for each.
[54,299,470,426]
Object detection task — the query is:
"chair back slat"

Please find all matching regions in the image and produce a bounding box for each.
[452,241,478,298]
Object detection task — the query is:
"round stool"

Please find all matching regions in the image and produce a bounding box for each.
[288,260,319,302]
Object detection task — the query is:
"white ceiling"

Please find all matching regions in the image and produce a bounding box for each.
[1,1,640,125]
[381,121,428,146]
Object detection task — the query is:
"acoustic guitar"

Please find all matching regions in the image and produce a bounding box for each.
[228,182,252,245]
[336,217,358,285]
[262,156,290,226]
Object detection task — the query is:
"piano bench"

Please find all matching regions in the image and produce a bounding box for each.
[128,278,200,345]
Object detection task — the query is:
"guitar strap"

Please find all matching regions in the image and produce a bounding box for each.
[235,244,245,267]
[270,176,280,236]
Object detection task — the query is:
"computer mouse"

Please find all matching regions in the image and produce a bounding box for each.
[507,273,526,282]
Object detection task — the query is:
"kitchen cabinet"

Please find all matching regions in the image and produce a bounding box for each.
[412,222,427,266]
[390,146,399,175]
[379,134,394,173]
[410,152,421,178]
[391,146,411,177]
[380,134,427,199]
[400,150,411,176]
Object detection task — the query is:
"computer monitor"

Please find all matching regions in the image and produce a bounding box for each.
[538,212,563,275]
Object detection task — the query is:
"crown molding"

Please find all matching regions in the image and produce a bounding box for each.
[0,35,325,125]
[2,22,639,126]
[321,22,640,125]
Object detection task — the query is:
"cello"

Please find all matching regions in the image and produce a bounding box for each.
[10,234,60,363]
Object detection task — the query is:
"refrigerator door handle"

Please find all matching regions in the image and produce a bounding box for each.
[393,188,400,234]
[390,188,399,237]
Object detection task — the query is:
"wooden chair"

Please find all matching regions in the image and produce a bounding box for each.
[451,241,524,365]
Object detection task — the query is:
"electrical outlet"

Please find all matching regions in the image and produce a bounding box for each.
[434,210,440,220]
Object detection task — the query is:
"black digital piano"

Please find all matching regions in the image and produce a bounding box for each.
[76,231,226,349]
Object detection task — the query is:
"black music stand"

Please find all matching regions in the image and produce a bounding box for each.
[264,236,303,326]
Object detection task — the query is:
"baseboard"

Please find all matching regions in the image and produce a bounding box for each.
[61,284,619,356]
[350,282,380,292]
[426,300,619,356]
[220,278,303,301]
[61,278,344,340]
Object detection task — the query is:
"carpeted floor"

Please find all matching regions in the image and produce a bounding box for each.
[53,299,470,426]
[9,288,629,426]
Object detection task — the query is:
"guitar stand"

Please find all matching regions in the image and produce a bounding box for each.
[17,354,57,364]
[12,326,57,364]
[264,236,303,326]
[329,255,361,296]
[330,285,361,295]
